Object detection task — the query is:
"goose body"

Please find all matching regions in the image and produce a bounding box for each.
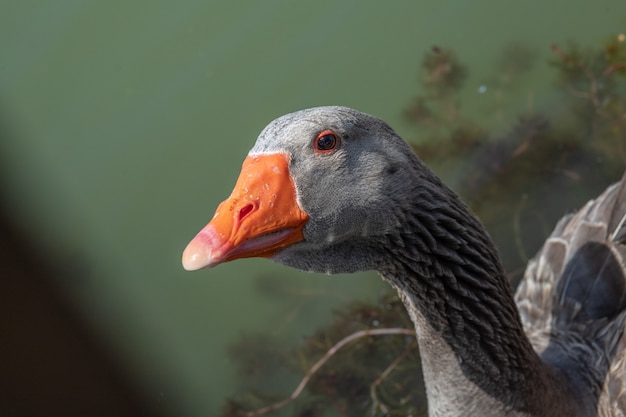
[182,106,626,416]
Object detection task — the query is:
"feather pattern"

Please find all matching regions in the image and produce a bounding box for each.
[516,172,626,416]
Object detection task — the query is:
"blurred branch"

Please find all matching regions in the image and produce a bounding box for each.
[236,328,415,417]
[369,343,416,415]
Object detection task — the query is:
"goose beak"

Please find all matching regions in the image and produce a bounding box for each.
[182,153,309,270]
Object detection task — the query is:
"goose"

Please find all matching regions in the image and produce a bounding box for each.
[182,106,626,416]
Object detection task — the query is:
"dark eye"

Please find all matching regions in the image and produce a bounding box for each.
[314,131,338,153]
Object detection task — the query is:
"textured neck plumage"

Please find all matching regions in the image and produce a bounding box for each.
[378,167,577,416]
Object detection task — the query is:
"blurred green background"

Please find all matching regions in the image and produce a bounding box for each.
[0,1,624,416]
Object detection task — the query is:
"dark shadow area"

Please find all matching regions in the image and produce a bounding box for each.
[0,113,165,417]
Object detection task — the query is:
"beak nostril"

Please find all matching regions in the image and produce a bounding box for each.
[238,203,256,222]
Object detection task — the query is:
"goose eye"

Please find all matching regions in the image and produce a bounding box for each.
[314,131,338,153]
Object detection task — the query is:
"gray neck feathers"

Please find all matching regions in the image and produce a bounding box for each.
[378,164,572,414]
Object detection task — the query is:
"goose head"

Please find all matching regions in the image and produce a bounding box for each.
[182,106,421,274]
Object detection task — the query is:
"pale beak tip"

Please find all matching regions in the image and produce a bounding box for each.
[181,225,224,271]
[182,241,208,271]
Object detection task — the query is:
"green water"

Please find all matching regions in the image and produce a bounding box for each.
[1,1,624,416]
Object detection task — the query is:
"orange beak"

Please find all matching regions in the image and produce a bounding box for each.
[182,153,309,270]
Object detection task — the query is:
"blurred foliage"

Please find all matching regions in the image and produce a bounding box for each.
[222,290,424,417]
[221,31,626,416]
[406,38,625,208]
